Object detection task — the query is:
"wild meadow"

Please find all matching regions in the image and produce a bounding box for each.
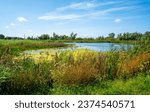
[0,32,150,95]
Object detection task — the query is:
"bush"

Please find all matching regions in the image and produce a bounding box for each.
[0,66,12,94]
[0,59,53,94]
[52,49,101,85]
[52,49,121,85]
[119,53,150,78]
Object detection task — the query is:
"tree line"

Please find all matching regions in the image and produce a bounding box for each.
[0,31,150,41]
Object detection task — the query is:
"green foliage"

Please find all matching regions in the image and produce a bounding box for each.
[0,40,67,94]
[51,47,150,86]
[0,36,150,95]
[38,34,50,40]
[70,32,77,40]
[0,66,12,93]
[0,58,53,95]
[108,33,115,38]
[51,71,150,95]
[0,34,5,39]
[117,32,143,41]
[0,31,150,42]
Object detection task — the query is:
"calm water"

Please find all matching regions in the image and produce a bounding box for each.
[66,42,133,52]
[24,42,133,55]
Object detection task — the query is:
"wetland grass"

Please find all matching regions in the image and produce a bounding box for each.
[0,40,150,94]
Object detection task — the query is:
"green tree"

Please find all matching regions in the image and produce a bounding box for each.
[0,34,5,39]
[131,32,142,40]
[117,33,123,40]
[70,32,77,40]
[123,32,130,40]
[108,33,115,38]
[96,36,104,40]
[142,31,150,42]
[52,32,59,40]
[38,34,50,40]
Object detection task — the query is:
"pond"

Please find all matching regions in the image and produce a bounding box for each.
[24,42,133,55]
[21,42,133,62]
[66,42,133,52]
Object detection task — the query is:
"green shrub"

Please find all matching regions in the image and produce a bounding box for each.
[0,59,53,95]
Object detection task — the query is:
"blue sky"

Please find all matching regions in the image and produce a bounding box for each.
[0,0,150,37]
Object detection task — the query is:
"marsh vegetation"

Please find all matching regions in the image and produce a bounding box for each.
[0,32,150,95]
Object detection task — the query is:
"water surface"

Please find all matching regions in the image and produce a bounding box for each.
[66,42,133,52]
[24,42,133,55]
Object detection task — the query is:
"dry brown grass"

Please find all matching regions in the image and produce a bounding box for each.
[52,49,150,85]
[53,62,98,85]
[118,53,150,77]
[52,50,105,85]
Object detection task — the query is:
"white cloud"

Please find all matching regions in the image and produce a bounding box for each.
[38,0,129,22]
[114,18,121,23]
[10,23,15,26]
[57,2,97,11]
[71,2,96,9]
[16,17,28,22]
[38,0,131,22]
[5,17,28,29]
[5,23,15,29]
[57,1,120,11]
[38,7,128,21]
[5,26,10,29]
[90,7,128,16]
[38,14,82,20]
